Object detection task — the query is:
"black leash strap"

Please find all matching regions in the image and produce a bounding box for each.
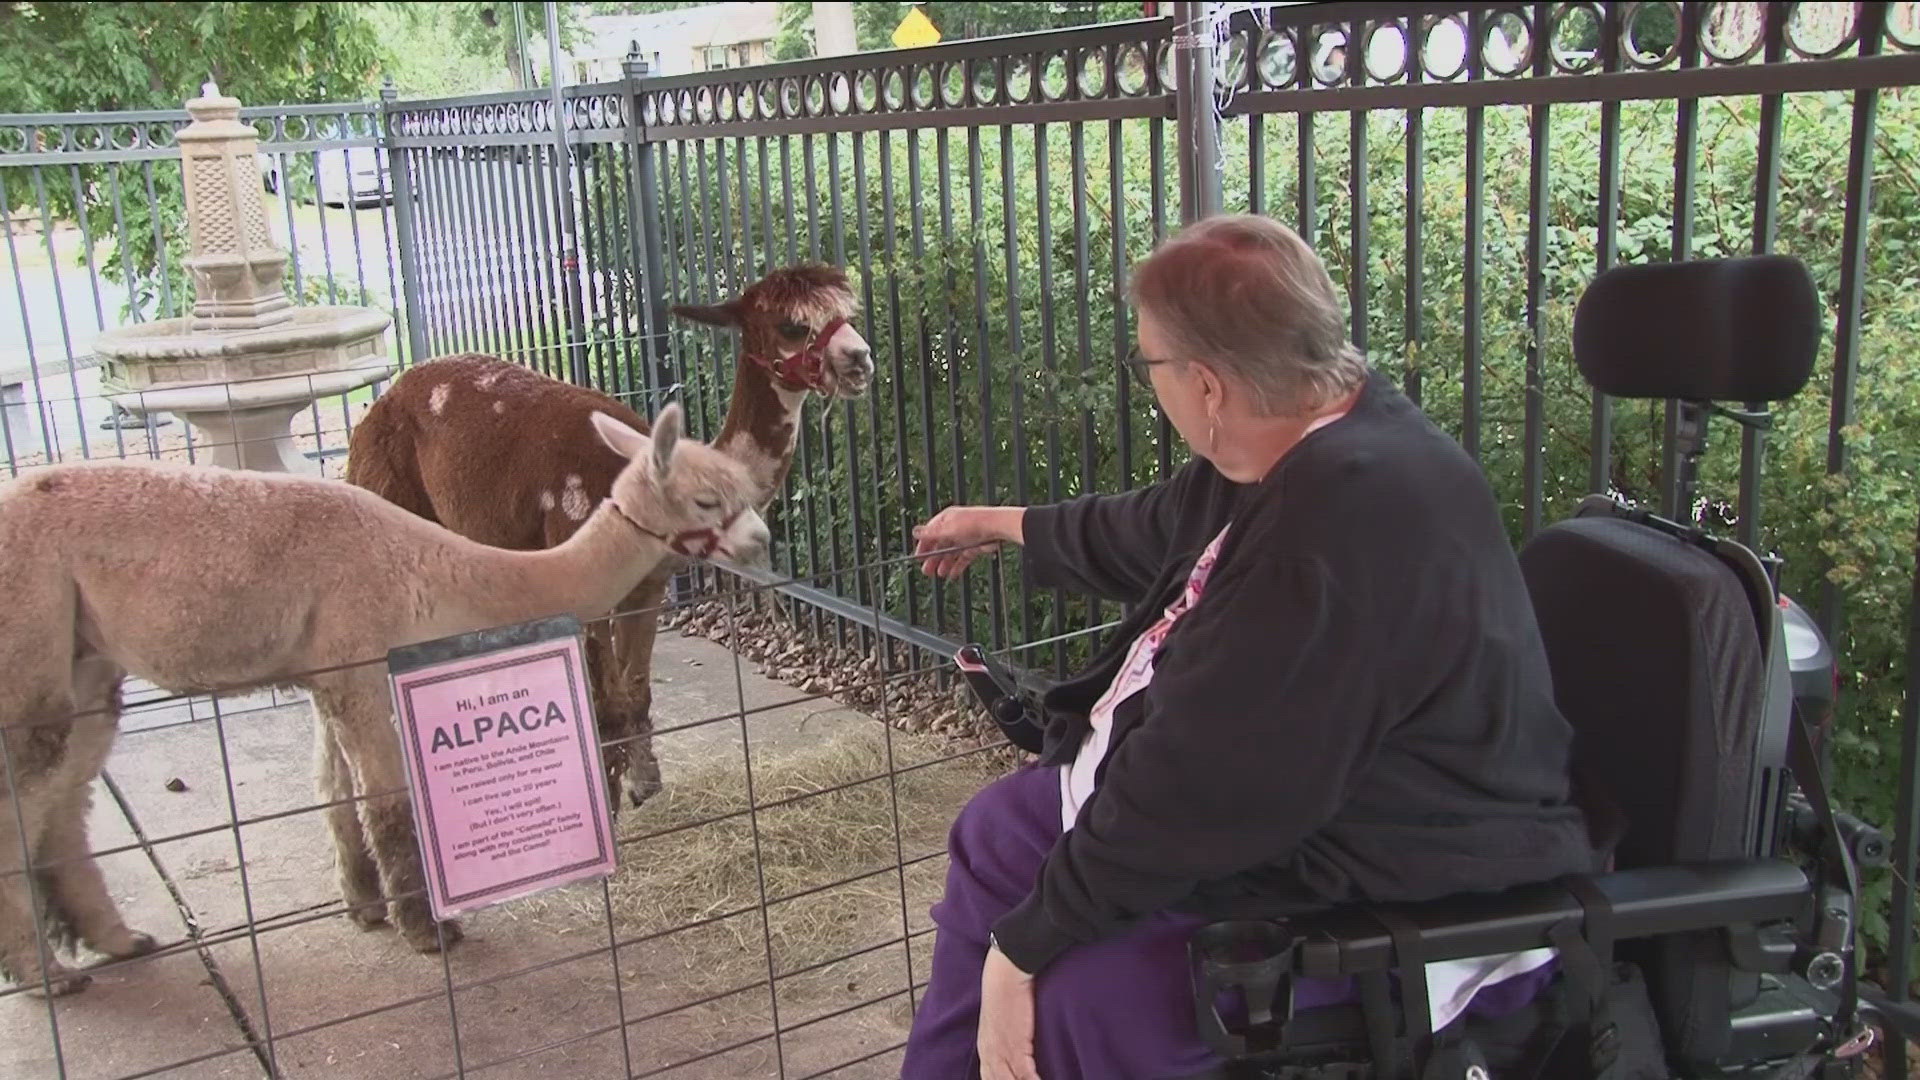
[954,643,1047,753]
[1363,908,1433,1079]
[1787,700,1861,1031]
[1358,971,1401,1080]
[1544,874,1622,1078]
[1788,701,1861,901]
[1562,875,1617,999]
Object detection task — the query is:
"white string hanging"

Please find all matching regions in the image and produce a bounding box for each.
[1170,2,1284,185]
[1186,3,1297,97]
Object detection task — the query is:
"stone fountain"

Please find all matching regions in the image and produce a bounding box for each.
[93,82,394,473]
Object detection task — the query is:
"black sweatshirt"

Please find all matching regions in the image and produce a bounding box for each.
[990,368,1599,975]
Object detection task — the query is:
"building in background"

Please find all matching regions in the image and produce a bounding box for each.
[564,2,781,81]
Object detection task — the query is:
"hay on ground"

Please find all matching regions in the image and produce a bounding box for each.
[510,724,1012,989]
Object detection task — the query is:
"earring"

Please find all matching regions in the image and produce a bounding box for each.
[1207,413,1219,455]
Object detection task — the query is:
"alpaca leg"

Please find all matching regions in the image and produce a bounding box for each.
[0,837,88,997]
[36,657,153,963]
[326,403,414,924]
[608,572,670,810]
[38,785,156,962]
[0,711,88,995]
[582,624,633,819]
[314,672,462,953]
[315,720,384,929]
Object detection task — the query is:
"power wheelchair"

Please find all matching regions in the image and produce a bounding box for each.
[959,255,1918,1079]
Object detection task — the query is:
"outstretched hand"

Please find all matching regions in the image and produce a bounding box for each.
[912,505,1025,579]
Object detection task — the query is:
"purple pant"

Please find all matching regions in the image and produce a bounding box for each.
[901,765,1553,1079]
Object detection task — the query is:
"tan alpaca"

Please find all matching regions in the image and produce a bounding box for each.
[0,403,767,996]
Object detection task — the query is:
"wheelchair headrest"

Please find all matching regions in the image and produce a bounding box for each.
[1572,255,1821,403]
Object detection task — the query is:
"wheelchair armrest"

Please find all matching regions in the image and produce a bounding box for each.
[1286,859,1811,978]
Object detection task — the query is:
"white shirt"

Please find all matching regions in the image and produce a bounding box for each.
[1060,521,1231,831]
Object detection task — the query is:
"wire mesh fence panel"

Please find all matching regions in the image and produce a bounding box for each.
[0,530,1037,1079]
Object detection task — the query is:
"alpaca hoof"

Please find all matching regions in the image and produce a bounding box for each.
[346,902,389,930]
[104,930,158,959]
[402,919,462,954]
[394,894,461,953]
[27,967,91,998]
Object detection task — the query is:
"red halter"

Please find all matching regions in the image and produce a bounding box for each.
[611,501,745,561]
[745,317,848,394]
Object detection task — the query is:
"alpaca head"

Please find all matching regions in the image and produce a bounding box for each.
[590,403,772,568]
[671,261,874,399]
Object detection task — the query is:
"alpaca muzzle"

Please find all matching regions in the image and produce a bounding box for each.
[662,514,736,561]
[745,317,849,394]
[611,501,758,563]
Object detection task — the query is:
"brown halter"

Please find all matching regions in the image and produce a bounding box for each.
[743,317,848,394]
[609,500,745,561]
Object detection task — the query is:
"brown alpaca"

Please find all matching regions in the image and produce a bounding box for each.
[0,404,768,995]
[343,261,872,818]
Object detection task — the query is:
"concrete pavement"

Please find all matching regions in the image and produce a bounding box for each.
[0,630,928,1080]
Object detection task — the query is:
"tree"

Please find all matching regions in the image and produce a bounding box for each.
[439,3,592,90]
[772,2,1145,60]
[0,2,391,321]
[0,2,386,113]
[913,2,1116,42]
[586,1,712,11]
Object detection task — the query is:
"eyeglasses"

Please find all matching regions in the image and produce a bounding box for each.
[1123,347,1171,385]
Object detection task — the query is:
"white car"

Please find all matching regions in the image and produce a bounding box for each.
[260,146,391,207]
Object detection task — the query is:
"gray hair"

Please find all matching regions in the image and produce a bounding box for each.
[1127,214,1369,417]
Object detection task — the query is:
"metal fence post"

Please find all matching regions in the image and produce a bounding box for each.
[379,78,430,367]
[619,44,688,606]
[618,45,651,401]
[545,0,592,389]
[622,44,674,403]
[1172,1,1222,224]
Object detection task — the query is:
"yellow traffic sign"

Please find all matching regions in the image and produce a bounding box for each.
[892,6,942,49]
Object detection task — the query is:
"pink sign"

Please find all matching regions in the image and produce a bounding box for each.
[389,622,616,919]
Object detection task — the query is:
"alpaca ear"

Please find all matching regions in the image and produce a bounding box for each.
[671,302,739,330]
[590,410,652,462]
[649,403,683,476]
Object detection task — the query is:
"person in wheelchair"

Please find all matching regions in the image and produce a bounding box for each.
[900,214,1606,1079]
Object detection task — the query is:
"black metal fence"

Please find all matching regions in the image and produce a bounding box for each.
[5,1,1920,1076]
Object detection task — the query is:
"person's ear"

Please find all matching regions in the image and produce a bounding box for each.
[1189,359,1227,413]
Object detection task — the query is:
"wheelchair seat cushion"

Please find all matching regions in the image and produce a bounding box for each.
[1518,514,1766,869]
[1518,513,1771,1066]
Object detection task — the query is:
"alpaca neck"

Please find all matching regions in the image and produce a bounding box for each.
[479,502,672,626]
[715,352,807,508]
